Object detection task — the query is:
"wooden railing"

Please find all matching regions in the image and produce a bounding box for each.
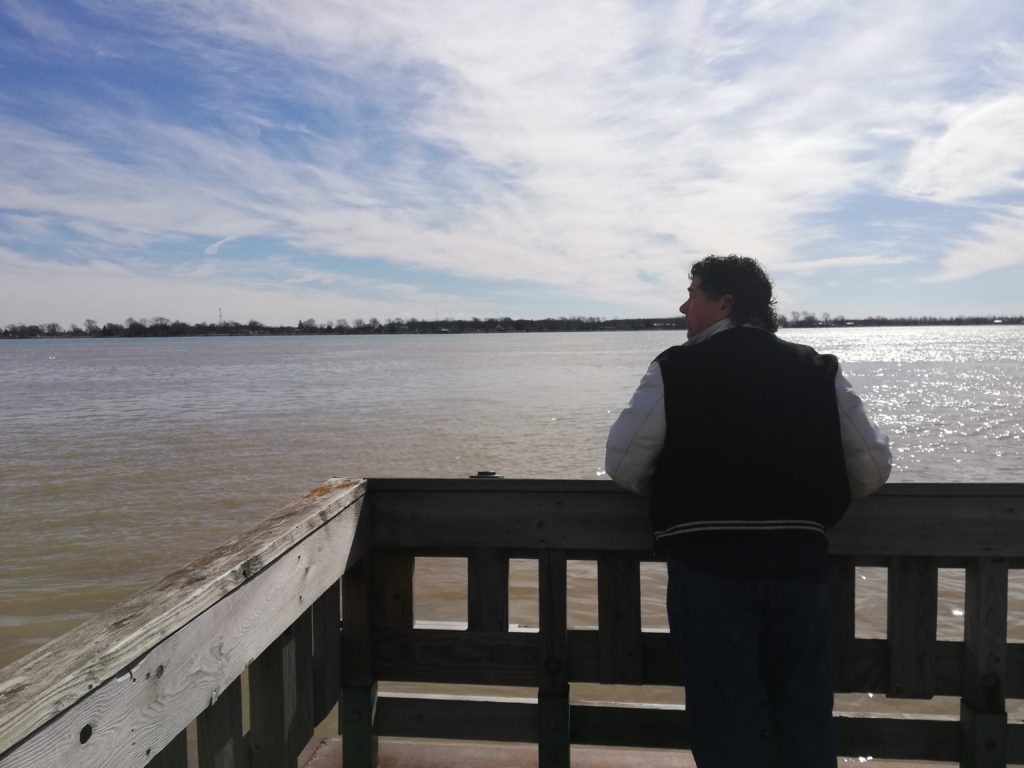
[0,478,366,768]
[1,479,1023,767]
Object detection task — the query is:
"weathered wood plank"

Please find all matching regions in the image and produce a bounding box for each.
[828,557,857,690]
[829,638,889,694]
[366,478,1024,498]
[1006,721,1024,765]
[569,703,687,750]
[144,729,187,768]
[370,550,414,628]
[373,628,539,686]
[538,550,569,768]
[369,487,651,551]
[251,611,314,764]
[366,480,1024,556]
[562,630,976,695]
[0,479,366,762]
[468,550,510,632]
[887,556,938,698]
[963,558,1009,711]
[0,482,364,768]
[835,715,959,762]
[289,609,315,759]
[340,685,377,768]
[341,557,373,688]
[196,677,245,768]
[375,695,535,742]
[962,557,1009,768]
[311,582,341,725]
[831,492,1024,557]
[566,630,678,686]
[961,701,1007,768]
[340,557,376,767]
[351,693,980,765]
[538,550,568,694]
[249,628,290,768]
[537,694,569,768]
[597,554,643,684]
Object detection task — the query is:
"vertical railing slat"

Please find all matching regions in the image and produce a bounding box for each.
[887,556,937,698]
[341,556,377,768]
[145,728,188,768]
[372,549,415,628]
[597,553,643,684]
[248,629,290,768]
[829,556,857,691]
[468,549,510,632]
[249,610,313,768]
[197,676,246,768]
[312,582,342,726]
[961,557,1009,768]
[289,608,315,758]
[538,549,570,768]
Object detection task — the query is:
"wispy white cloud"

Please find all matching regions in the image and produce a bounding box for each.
[782,254,921,273]
[204,236,239,256]
[2,0,75,45]
[926,208,1024,282]
[1,0,1022,322]
[898,93,1024,203]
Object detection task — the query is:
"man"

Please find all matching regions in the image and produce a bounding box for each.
[605,254,891,767]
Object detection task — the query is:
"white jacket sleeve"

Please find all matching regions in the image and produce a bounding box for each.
[605,361,666,495]
[836,366,892,498]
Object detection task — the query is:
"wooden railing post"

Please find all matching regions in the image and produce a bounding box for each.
[341,556,377,768]
[538,550,569,768]
[961,557,1008,768]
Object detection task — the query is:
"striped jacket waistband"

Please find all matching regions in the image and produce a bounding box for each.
[654,519,827,539]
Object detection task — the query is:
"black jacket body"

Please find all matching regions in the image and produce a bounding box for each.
[651,326,851,582]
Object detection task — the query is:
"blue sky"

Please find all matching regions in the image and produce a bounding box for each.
[2,0,1023,327]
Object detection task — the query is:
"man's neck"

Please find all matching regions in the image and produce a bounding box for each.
[685,317,735,346]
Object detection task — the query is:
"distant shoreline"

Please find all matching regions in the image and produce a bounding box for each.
[3,314,1022,340]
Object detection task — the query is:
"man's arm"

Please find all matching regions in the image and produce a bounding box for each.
[605,361,666,494]
[835,367,892,498]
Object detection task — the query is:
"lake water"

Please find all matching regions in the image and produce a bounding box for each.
[1,325,1023,671]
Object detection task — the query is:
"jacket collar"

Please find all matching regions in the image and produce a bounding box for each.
[684,317,735,346]
[684,318,774,346]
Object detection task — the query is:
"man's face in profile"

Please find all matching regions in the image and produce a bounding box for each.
[680,278,732,338]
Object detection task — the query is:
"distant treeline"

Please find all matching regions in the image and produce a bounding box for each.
[2,313,1022,339]
[2,315,683,339]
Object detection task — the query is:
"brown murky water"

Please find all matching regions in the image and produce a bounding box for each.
[2,326,1023,741]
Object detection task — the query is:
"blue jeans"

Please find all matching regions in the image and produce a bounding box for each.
[667,559,836,768]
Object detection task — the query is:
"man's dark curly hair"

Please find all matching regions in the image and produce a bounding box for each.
[689,254,779,332]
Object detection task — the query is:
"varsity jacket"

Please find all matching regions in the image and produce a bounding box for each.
[605,320,892,580]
